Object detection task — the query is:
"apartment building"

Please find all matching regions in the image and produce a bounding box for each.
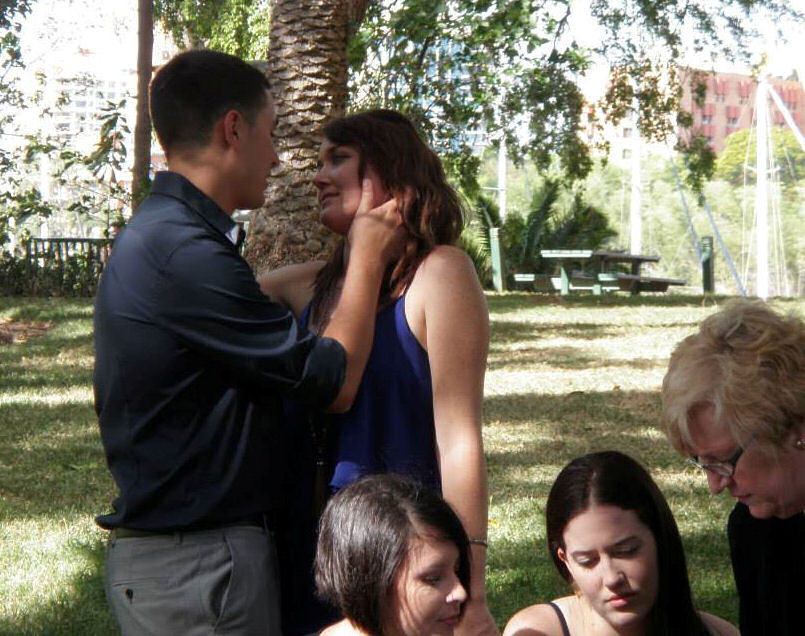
[677,69,804,153]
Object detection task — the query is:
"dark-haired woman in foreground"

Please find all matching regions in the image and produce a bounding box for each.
[260,109,491,633]
[504,451,737,636]
[315,473,470,635]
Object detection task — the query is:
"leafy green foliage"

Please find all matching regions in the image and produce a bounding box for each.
[154,0,271,59]
[462,173,616,285]
[716,127,805,185]
[0,247,108,296]
[346,0,800,192]
[677,133,717,197]
[501,179,616,275]
[1,78,132,251]
[348,1,593,188]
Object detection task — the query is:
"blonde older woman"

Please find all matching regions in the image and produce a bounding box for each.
[661,299,805,634]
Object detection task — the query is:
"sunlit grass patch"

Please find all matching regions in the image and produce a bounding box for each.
[483,293,804,629]
[0,294,802,632]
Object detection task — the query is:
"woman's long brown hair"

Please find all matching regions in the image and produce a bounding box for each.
[309,109,465,329]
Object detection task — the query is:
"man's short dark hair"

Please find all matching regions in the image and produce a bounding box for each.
[314,474,471,634]
[150,49,270,155]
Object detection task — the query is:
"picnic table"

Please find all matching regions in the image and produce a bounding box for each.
[515,249,685,296]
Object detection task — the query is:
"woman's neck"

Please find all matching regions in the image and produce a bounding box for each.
[564,595,649,636]
[320,618,368,636]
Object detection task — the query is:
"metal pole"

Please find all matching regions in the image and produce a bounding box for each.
[497,141,507,221]
[629,108,642,254]
[701,236,714,293]
[755,80,770,299]
[490,227,504,292]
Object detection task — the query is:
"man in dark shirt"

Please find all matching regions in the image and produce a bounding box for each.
[94,49,402,635]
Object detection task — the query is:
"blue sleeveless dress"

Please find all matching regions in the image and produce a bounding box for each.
[308,293,440,492]
[276,295,439,635]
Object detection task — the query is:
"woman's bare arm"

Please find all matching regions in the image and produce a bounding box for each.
[257,261,324,318]
[408,245,494,635]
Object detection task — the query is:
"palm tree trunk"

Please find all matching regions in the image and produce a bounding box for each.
[132,0,154,210]
[245,0,369,272]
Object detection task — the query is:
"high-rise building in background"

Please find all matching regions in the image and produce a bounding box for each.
[5,0,176,237]
[600,67,804,167]
[677,69,803,153]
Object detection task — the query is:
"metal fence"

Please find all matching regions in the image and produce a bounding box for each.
[24,237,113,271]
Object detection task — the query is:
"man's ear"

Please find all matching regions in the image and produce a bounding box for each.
[221,109,244,148]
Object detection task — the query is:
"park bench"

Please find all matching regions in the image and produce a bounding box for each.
[513,272,596,293]
[615,273,686,294]
[538,249,685,295]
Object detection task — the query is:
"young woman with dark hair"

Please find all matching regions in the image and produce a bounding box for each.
[260,109,492,633]
[504,451,737,636]
[314,474,470,635]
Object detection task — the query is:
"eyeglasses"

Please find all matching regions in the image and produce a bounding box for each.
[687,435,756,478]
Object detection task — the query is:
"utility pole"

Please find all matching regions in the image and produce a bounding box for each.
[755,79,769,300]
[629,107,642,254]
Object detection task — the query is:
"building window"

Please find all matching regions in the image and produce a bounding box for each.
[715,94,726,103]
[701,115,713,124]
[622,127,632,138]
[622,149,632,160]
[727,117,738,126]
[739,96,748,104]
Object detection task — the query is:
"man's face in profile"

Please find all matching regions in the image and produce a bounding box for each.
[234,91,280,210]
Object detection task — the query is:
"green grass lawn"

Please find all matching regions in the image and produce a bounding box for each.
[1,293,803,633]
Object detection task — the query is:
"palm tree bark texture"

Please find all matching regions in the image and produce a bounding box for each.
[246,0,369,273]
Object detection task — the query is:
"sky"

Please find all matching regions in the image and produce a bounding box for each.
[19,0,173,79]
[17,0,805,77]
[12,0,805,108]
[566,0,805,100]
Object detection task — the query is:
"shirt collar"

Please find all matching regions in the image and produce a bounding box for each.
[150,171,237,241]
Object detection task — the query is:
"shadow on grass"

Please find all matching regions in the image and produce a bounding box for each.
[0,362,92,390]
[0,298,94,324]
[487,346,662,371]
[485,293,726,315]
[483,389,691,500]
[0,401,110,514]
[489,320,624,345]
[0,540,117,636]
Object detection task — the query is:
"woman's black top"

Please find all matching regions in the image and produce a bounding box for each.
[728,502,805,635]
[548,601,571,636]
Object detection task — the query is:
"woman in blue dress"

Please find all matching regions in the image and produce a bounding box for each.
[260,110,492,635]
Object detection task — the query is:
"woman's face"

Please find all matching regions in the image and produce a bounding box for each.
[314,139,388,236]
[558,504,659,633]
[687,403,805,519]
[383,529,467,635]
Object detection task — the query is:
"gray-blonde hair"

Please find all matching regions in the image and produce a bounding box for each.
[662,299,805,453]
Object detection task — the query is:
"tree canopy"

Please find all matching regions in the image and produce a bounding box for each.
[716,127,805,185]
[154,0,270,59]
[150,0,801,194]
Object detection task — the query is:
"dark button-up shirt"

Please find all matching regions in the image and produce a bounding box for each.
[94,171,345,531]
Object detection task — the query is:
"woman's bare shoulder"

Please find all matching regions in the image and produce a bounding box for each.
[419,244,474,270]
[409,244,480,292]
[319,619,363,636]
[698,611,739,636]
[503,601,566,636]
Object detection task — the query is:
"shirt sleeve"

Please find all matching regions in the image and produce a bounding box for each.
[154,233,345,409]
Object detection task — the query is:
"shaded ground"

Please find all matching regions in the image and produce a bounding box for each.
[0,319,55,345]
